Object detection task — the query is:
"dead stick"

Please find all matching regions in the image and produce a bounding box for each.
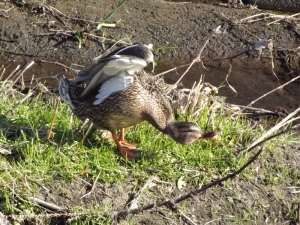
[133,147,264,213]
[28,196,67,212]
[0,65,5,80]
[236,124,300,155]
[47,97,60,139]
[129,176,156,210]
[248,106,300,150]
[4,89,34,117]
[166,26,221,94]
[154,64,189,77]
[1,65,20,87]
[235,106,300,155]
[37,60,78,73]
[79,170,101,199]
[166,62,195,94]
[240,13,268,22]
[7,61,35,93]
[59,118,91,147]
[117,146,263,220]
[267,12,300,26]
[9,211,106,221]
[74,122,94,152]
[170,202,198,225]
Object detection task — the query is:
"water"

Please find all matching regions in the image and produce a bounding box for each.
[1,60,299,111]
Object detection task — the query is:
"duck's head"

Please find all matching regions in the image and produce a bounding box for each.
[104,43,154,65]
[166,121,217,145]
[129,43,153,65]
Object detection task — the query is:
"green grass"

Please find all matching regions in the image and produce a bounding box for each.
[0,84,298,224]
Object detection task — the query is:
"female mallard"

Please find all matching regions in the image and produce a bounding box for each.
[59,43,216,160]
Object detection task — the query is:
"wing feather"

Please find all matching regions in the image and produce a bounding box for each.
[79,56,147,98]
[93,72,133,105]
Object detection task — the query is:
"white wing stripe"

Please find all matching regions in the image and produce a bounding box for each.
[93,72,134,105]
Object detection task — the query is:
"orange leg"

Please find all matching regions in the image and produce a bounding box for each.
[112,128,139,160]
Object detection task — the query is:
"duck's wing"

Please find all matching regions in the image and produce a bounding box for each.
[59,77,85,110]
[77,55,148,98]
[93,71,133,105]
[75,58,109,84]
[59,78,75,110]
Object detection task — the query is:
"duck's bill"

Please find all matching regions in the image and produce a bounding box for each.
[199,131,218,140]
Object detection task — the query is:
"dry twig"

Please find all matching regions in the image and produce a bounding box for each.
[4,86,35,117]
[59,118,91,147]
[36,60,79,73]
[6,61,35,93]
[75,122,94,152]
[28,197,67,212]
[80,170,101,200]
[1,65,20,87]
[47,96,60,139]
[240,75,300,112]
[166,26,221,94]
[129,176,158,210]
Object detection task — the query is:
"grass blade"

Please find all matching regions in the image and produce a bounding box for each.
[97,0,126,30]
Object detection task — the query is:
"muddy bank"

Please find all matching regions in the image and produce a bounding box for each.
[176,0,300,12]
[0,0,299,111]
[243,0,300,12]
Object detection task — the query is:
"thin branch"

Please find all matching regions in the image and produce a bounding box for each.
[129,176,157,210]
[166,26,221,94]
[267,12,300,26]
[47,96,60,139]
[154,64,189,77]
[170,202,198,225]
[4,85,36,117]
[247,107,300,152]
[130,147,264,214]
[0,65,5,80]
[36,59,79,73]
[59,117,91,147]
[80,170,101,200]
[240,75,300,112]
[8,211,107,222]
[204,218,222,225]
[27,179,50,193]
[47,5,104,25]
[75,122,94,152]
[6,61,35,93]
[28,196,67,212]
[1,65,20,87]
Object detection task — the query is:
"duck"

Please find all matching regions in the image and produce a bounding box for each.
[59,43,217,160]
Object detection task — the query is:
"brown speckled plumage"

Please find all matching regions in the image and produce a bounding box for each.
[60,71,173,133]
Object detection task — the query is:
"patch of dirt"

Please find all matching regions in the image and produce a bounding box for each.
[1,0,300,224]
[19,142,300,225]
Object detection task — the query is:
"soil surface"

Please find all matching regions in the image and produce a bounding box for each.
[1,0,300,224]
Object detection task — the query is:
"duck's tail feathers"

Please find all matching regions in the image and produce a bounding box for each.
[58,77,76,110]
